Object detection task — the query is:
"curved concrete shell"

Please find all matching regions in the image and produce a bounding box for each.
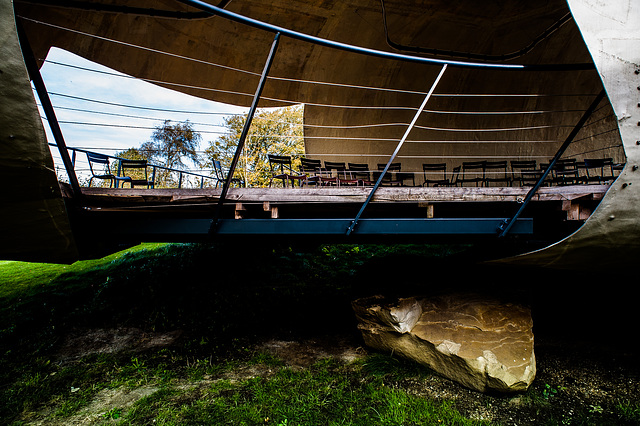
[1,0,638,268]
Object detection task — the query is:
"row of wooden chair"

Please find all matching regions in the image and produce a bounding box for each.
[87,152,154,188]
[267,155,623,188]
[422,158,622,187]
[268,155,415,187]
[88,152,245,189]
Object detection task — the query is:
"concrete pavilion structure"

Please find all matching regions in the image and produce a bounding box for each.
[1,0,638,270]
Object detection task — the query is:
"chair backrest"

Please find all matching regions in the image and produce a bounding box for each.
[422,163,446,175]
[552,158,578,177]
[378,162,401,172]
[324,161,347,171]
[348,163,369,172]
[213,160,226,182]
[484,161,508,177]
[268,154,292,173]
[462,161,485,171]
[87,152,110,165]
[87,152,111,174]
[510,160,537,171]
[584,158,605,168]
[584,158,615,181]
[120,159,148,170]
[484,160,507,170]
[300,158,322,172]
[461,161,486,180]
[348,163,372,181]
[213,160,224,180]
[554,158,578,170]
[510,160,539,185]
[422,163,446,172]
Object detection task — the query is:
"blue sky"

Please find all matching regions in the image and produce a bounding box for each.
[37,47,248,177]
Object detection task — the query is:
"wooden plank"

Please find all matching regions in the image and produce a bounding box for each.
[79,185,611,204]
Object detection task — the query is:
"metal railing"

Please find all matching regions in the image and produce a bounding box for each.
[49,143,219,189]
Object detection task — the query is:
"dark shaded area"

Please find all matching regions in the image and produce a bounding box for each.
[1,242,638,424]
[2,241,636,360]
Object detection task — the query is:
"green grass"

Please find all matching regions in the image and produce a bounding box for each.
[0,243,168,298]
[118,357,484,426]
[2,242,637,425]
[1,242,475,424]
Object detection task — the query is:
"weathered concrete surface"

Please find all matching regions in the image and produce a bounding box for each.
[353,294,536,393]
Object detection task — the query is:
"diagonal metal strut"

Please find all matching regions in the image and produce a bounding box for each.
[346,64,448,235]
[209,32,281,234]
[498,89,606,237]
[16,18,82,197]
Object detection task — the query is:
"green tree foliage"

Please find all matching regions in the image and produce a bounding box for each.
[148,120,201,170]
[116,147,147,161]
[136,120,203,187]
[112,121,203,188]
[205,105,304,187]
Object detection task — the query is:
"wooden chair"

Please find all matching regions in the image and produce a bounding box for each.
[376,163,415,186]
[583,158,615,184]
[348,163,375,186]
[214,160,244,188]
[550,158,579,186]
[299,158,322,186]
[119,159,155,188]
[86,152,115,187]
[483,161,512,187]
[422,163,449,187]
[268,154,305,188]
[324,161,360,186]
[510,160,542,187]
[457,161,486,187]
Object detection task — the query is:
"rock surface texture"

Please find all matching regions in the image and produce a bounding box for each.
[352,294,536,393]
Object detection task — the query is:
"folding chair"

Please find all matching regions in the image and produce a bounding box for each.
[268,154,305,187]
[483,161,512,187]
[422,163,449,187]
[119,159,155,188]
[86,152,115,187]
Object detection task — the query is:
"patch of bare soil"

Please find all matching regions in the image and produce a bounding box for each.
[55,327,183,361]
[259,336,367,369]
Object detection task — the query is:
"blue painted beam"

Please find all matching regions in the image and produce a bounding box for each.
[105,218,533,237]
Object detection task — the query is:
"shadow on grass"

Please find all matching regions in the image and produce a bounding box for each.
[1,242,637,425]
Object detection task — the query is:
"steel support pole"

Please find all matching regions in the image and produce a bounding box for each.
[209,32,281,233]
[498,89,606,237]
[16,19,82,197]
[346,64,447,235]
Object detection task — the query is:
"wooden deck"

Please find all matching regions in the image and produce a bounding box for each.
[76,184,608,220]
[59,184,611,256]
[78,185,608,204]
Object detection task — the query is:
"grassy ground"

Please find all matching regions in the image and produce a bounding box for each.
[0,243,638,425]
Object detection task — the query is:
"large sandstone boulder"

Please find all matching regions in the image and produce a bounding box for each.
[352,294,536,393]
